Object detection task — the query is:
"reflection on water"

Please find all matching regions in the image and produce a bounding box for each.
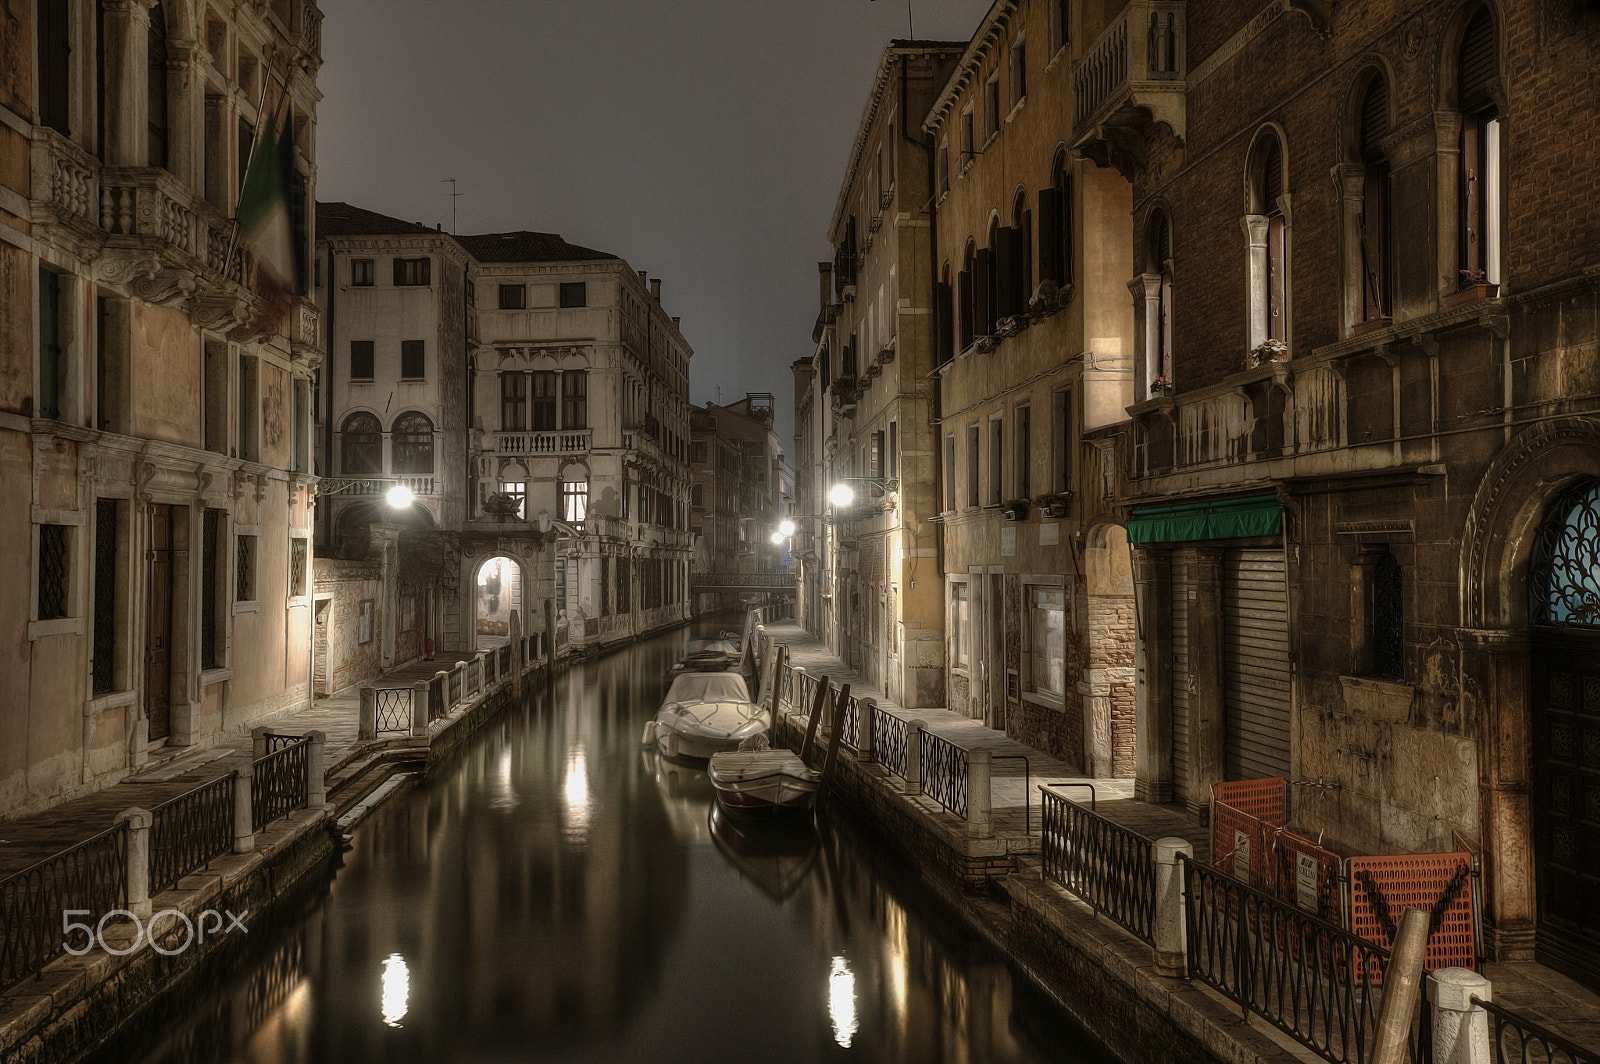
[81,619,1115,1064]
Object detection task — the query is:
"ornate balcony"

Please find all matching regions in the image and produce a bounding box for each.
[493,430,592,456]
[29,128,101,250]
[1071,0,1186,180]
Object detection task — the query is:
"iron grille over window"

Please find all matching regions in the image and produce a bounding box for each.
[1372,550,1403,679]
[236,534,256,602]
[38,524,69,620]
[289,538,308,597]
[93,501,118,692]
[202,509,220,669]
[1529,477,1600,627]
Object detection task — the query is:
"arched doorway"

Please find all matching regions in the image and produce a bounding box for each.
[474,555,523,651]
[1528,476,1600,986]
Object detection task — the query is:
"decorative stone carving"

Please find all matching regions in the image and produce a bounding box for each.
[132,268,199,307]
[97,249,163,287]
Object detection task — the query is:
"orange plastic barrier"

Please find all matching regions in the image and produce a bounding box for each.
[1210,778,1287,892]
[1213,777,1287,826]
[1347,851,1477,983]
[1273,828,1342,925]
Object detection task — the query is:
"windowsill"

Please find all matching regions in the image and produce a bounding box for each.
[287,596,309,608]
[1338,674,1414,723]
[85,689,135,714]
[29,617,82,640]
[398,377,427,384]
[983,132,1000,150]
[1021,690,1064,711]
[1349,317,1392,337]
[960,158,975,178]
[1005,98,1026,124]
[349,378,375,384]
[233,600,260,614]
[1044,44,1067,73]
[200,667,235,684]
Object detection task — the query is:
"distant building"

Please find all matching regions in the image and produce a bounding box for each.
[689,394,788,614]
[3,0,325,815]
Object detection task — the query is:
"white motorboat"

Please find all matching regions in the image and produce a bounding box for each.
[708,750,821,819]
[642,671,768,762]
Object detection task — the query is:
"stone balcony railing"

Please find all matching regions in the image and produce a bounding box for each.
[29,127,100,243]
[1071,0,1186,178]
[98,165,254,288]
[493,429,592,456]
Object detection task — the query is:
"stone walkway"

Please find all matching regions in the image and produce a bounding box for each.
[759,620,1600,1056]
[0,656,454,879]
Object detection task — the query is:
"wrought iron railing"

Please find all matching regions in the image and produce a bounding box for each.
[1183,854,1403,1064]
[0,823,128,991]
[374,688,412,733]
[498,644,511,677]
[875,710,909,780]
[149,773,235,895]
[919,730,969,819]
[1040,786,1155,943]
[1478,996,1600,1064]
[839,693,861,751]
[251,737,310,831]
[449,666,463,708]
[429,673,446,720]
[260,731,302,754]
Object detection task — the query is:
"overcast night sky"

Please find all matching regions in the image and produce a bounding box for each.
[314,0,989,452]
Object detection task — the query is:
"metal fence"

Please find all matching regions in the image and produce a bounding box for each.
[838,693,861,751]
[149,773,235,895]
[0,823,128,991]
[1183,853,1407,1064]
[251,737,310,831]
[919,729,969,819]
[1479,996,1599,1064]
[448,667,463,708]
[374,688,412,733]
[1040,786,1155,944]
[260,732,301,754]
[875,710,909,780]
[498,644,512,677]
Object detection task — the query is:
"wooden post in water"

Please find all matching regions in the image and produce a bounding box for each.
[819,683,852,797]
[768,645,788,741]
[800,674,830,761]
[509,610,523,699]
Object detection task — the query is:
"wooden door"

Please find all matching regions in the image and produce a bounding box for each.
[145,505,173,740]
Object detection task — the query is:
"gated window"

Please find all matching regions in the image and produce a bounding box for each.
[235,533,257,602]
[93,500,119,693]
[391,411,434,474]
[289,537,308,598]
[1529,478,1600,627]
[37,524,70,621]
[340,412,381,474]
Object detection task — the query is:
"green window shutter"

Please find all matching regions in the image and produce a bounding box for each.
[38,268,61,420]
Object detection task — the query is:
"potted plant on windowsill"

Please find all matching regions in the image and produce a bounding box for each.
[1246,338,1289,370]
[1149,373,1173,398]
[1446,268,1499,305]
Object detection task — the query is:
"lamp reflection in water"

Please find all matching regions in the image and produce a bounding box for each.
[380,952,409,1027]
[563,746,591,844]
[828,955,858,1048]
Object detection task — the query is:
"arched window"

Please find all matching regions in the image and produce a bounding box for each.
[959,239,976,352]
[984,216,1000,336]
[341,412,381,475]
[1247,130,1288,351]
[1008,188,1031,321]
[1039,151,1073,293]
[1529,478,1600,627]
[391,412,434,475]
[1358,73,1392,321]
[1457,4,1501,285]
[147,2,169,169]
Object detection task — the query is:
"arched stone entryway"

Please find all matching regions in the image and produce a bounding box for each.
[474,555,524,652]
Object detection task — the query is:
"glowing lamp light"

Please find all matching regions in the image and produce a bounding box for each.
[380,952,409,1027]
[385,485,415,509]
[778,519,796,537]
[828,955,858,1048]
[828,483,855,508]
[770,532,785,545]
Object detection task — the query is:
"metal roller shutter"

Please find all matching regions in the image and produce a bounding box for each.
[1224,549,1291,780]
[1170,556,1192,803]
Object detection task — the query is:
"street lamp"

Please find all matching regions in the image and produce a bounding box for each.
[770,531,785,545]
[385,485,415,509]
[778,519,796,537]
[828,477,899,509]
[317,478,417,508]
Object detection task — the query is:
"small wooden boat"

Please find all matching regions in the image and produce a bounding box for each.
[707,749,821,819]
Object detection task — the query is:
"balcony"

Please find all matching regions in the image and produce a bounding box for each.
[493,430,591,456]
[1071,0,1186,180]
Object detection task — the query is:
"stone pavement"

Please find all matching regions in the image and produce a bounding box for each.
[0,656,453,879]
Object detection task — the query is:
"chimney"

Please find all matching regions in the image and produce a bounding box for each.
[671,316,680,327]
[638,270,648,284]
[651,278,662,301]
[818,262,833,312]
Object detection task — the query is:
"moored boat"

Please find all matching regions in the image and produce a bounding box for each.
[641,671,768,762]
[707,750,821,818]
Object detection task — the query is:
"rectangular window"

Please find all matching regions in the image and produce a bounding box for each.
[499,284,526,309]
[497,481,526,519]
[871,430,885,497]
[38,523,70,621]
[393,257,430,286]
[985,74,1001,139]
[888,421,898,479]
[237,118,253,194]
[960,108,974,163]
[562,370,588,429]
[563,480,588,523]
[691,483,703,506]
[288,537,307,598]
[96,294,131,433]
[601,556,611,617]
[351,258,374,286]
[204,340,229,454]
[237,354,259,462]
[292,378,309,473]
[988,417,1004,506]
[236,533,256,602]
[1053,388,1072,493]
[1010,37,1027,107]
[1026,586,1065,697]
[349,340,374,381]
[953,582,970,668]
[38,267,63,421]
[38,0,70,133]
[201,508,221,669]
[560,282,587,308]
[93,500,118,693]
[400,339,425,379]
[937,139,950,197]
[501,372,527,431]
[691,441,706,464]
[1015,405,1031,499]
[1052,0,1070,53]
[531,371,557,430]
[966,424,980,508]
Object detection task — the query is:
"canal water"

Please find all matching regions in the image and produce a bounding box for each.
[83,619,1117,1064]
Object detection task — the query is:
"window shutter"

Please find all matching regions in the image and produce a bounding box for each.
[1154,211,1171,269]
[1262,136,1283,211]
[393,258,405,286]
[1360,76,1389,164]
[1458,7,1497,112]
[995,228,1017,321]
[936,280,954,362]
[1020,210,1033,310]
[1038,188,1060,283]
[958,270,973,350]
[1061,174,1075,284]
[975,249,992,335]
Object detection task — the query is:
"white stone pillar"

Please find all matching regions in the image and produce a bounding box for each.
[410,681,429,738]
[1428,968,1492,1064]
[306,730,327,808]
[117,807,153,919]
[358,683,376,740]
[905,719,925,796]
[232,765,254,853]
[251,726,271,760]
[1153,837,1194,977]
[967,748,992,838]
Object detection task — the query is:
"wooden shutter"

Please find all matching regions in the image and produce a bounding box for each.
[38,0,71,133]
[1458,7,1497,112]
[958,270,973,350]
[1263,137,1283,209]
[974,249,992,336]
[1223,549,1292,781]
[936,280,954,362]
[1061,175,1075,284]
[995,228,1017,321]
[1360,76,1389,164]
[1020,210,1033,310]
[39,268,61,420]
[1037,187,1061,283]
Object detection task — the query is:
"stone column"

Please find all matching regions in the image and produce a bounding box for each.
[967,748,992,839]
[1131,546,1172,803]
[232,765,254,853]
[1153,837,1193,976]
[1189,547,1227,815]
[117,807,153,919]
[100,0,154,167]
[1474,631,1536,959]
[857,697,876,763]
[1243,215,1270,350]
[306,730,327,808]
[165,40,205,191]
[358,683,376,740]
[1428,968,1492,1064]
[410,681,429,738]
[251,725,271,760]
[905,719,925,796]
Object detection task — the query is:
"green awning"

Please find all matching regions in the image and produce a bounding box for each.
[1126,494,1282,544]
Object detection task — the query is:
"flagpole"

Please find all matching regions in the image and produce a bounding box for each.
[224,46,285,282]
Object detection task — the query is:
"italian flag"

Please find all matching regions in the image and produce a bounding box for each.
[236,112,296,327]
